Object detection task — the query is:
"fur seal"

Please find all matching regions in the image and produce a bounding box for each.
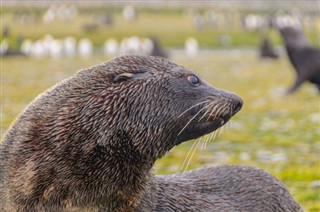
[259,36,279,59]
[0,55,301,211]
[149,37,168,58]
[279,26,320,94]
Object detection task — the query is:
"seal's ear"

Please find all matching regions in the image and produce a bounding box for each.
[114,73,134,83]
[114,71,150,83]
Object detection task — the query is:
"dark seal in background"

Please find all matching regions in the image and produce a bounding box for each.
[279,26,320,94]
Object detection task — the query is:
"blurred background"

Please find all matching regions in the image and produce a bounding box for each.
[1,1,319,211]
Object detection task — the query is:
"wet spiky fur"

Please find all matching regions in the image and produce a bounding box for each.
[0,56,301,211]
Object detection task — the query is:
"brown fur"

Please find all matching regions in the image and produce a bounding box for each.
[0,55,301,211]
[156,165,302,211]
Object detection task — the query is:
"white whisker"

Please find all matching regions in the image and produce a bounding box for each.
[211,130,218,141]
[222,104,232,116]
[198,101,218,122]
[200,134,209,149]
[179,100,236,173]
[216,128,222,138]
[226,121,232,131]
[203,133,211,149]
[179,139,199,172]
[178,100,210,118]
[215,105,225,118]
[206,103,221,121]
[203,127,222,149]
[183,139,201,173]
[178,106,208,136]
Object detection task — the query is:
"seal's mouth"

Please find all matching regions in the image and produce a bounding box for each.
[207,114,227,126]
[177,97,242,143]
[177,112,232,142]
[199,113,231,131]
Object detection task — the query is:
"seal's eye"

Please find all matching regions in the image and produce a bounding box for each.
[187,74,200,86]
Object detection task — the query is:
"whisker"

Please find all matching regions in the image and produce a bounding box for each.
[179,101,235,173]
[183,139,201,173]
[215,105,225,118]
[200,134,210,149]
[225,121,231,131]
[198,101,218,122]
[216,126,224,137]
[210,130,218,143]
[179,139,199,172]
[197,103,214,122]
[221,104,232,116]
[206,103,222,121]
[202,134,211,149]
[178,106,208,136]
[204,126,223,149]
[178,100,210,118]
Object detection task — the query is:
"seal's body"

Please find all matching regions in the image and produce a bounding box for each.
[279,26,320,94]
[0,56,301,211]
[156,165,302,211]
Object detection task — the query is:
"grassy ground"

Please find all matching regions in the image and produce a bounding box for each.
[1,51,319,211]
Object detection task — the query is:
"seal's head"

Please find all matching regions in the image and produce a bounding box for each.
[279,26,310,49]
[78,55,243,161]
[6,55,242,167]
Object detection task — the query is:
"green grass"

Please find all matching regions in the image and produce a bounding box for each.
[1,52,319,211]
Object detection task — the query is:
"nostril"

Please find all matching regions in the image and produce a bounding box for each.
[232,97,243,114]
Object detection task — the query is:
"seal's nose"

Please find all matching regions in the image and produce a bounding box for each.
[231,95,243,115]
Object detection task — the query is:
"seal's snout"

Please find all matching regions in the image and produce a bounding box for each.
[231,95,243,115]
